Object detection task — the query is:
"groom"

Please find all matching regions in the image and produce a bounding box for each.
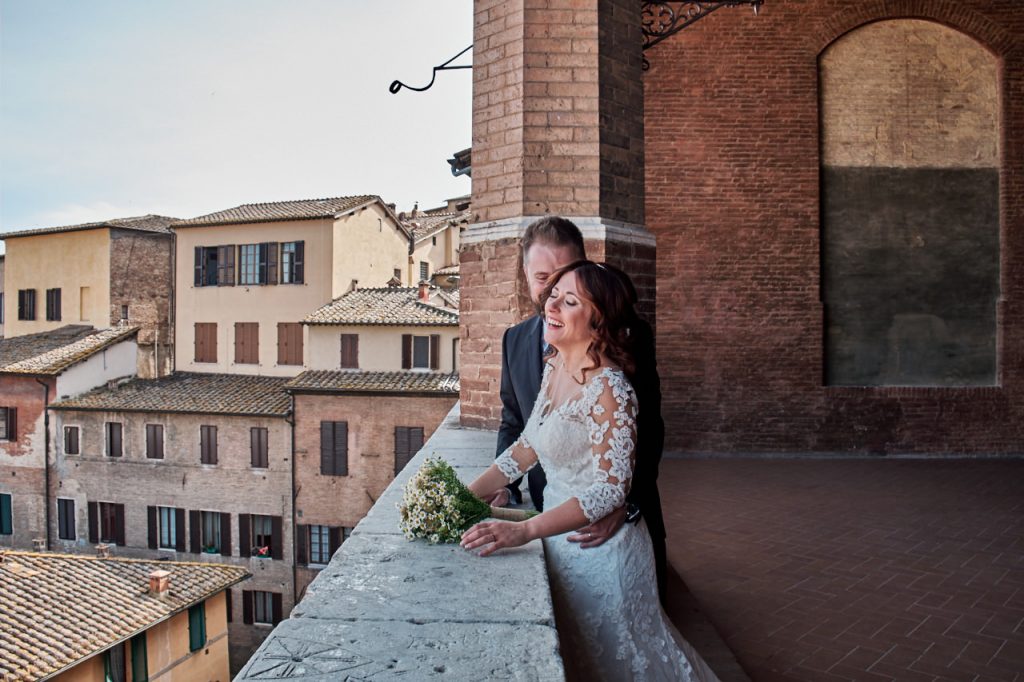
[488,216,668,600]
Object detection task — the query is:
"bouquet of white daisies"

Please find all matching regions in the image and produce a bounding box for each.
[398,457,532,543]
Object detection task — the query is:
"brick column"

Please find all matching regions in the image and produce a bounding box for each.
[461,0,654,428]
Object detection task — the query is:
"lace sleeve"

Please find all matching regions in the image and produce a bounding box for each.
[576,371,638,523]
[495,433,539,483]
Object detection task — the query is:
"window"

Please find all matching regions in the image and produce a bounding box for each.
[188,603,207,651]
[145,424,163,459]
[402,334,440,370]
[45,288,61,321]
[0,494,12,535]
[89,501,125,545]
[297,524,347,566]
[245,590,281,626]
[432,235,437,246]
[201,511,222,553]
[194,323,217,363]
[277,322,303,365]
[0,408,16,441]
[239,513,282,559]
[17,289,35,320]
[194,245,235,286]
[251,427,268,468]
[64,425,79,454]
[309,525,331,564]
[120,304,129,321]
[200,425,217,465]
[234,322,259,364]
[281,241,304,284]
[105,422,123,457]
[320,421,348,476]
[105,642,126,682]
[238,244,259,285]
[57,498,76,540]
[158,506,178,549]
[79,287,90,321]
[419,261,429,283]
[393,268,402,281]
[130,634,148,682]
[190,509,231,555]
[340,334,359,369]
[395,427,424,475]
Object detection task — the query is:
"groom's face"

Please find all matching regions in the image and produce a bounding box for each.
[524,241,576,306]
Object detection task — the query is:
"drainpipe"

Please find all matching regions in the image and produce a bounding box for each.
[169,231,176,375]
[35,378,51,551]
[287,394,298,606]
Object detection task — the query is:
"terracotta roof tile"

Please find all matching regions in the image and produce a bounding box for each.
[303,287,458,326]
[403,208,472,244]
[0,215,177,240]
[173,195,380,227]
[0,550,249,681]
[434,264,459,277]
[51,372,291,416]
[0,326,139,376]
[285,370,459,394]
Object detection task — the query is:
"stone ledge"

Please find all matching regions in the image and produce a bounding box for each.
[235,403,565,680]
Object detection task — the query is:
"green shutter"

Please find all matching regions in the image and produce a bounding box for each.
[130,633,148,682]
[188,602,207,652]
[0,494,12,535]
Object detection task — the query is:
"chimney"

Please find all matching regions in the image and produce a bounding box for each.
[96,543,112,558]
[32,537,46,552]
[387,203,396,211]
[418,281,430,302]
[149,569,171,597]
[410,202,419,219]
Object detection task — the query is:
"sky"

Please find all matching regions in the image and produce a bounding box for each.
[0,1,473,250]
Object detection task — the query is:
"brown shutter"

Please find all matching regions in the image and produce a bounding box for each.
[200,427,208,464]
[272,592,283,624]
[234,323,244,364]
[296,524,307,566]
[190,510,201,553]
[430,334,440,370]
[88,501,99,544]
[147,506,158,549]
[220,513,232,557]
[411,427,424,452]
[320,422,334,475]
[238,514,251,557]
[277,323,288,365]
[291,324,303,365]
[7,409,16,442]
[340,334,359,368]
[277,323,302,365]
[114,504,126,546]
[395,427,409,476]
[175,508,186,551]
[218,245,235,285]
[209,426,218,464]
[250,428,259,467]
[266,242,279,284]
[294,241,304,283]
[242,590,253,625]
[194,246,203,286]
[401,334,412,369]
[328,526,343,557]
[270,515,283,560]
[195,323,217,363]
[334,422,348,476]
[226,589,233,623]
[145,426,154,458]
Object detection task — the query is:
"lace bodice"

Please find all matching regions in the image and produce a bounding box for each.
[495,363,638,522]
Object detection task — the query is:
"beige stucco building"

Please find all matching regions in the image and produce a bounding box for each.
[401,200,468,287]
[172,196,413,377]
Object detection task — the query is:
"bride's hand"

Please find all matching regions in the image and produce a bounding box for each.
[460,520,532,557]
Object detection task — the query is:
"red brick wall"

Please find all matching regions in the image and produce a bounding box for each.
[645,0,1024,453]
[0,376,52,548]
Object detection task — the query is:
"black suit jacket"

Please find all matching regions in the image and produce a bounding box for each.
[496,314,666,542]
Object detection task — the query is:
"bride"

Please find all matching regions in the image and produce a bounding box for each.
[461,260,720,682]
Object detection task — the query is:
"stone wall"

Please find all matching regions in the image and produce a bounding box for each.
[0,376,52,549]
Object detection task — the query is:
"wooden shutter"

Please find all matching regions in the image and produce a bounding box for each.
[235,323,258,364]
[226,589,233,623]
[272,592,283,624]
[55,288,61,320]
[217,245,235,285]
[242,590,253,625]
[296,524,307,566]
[333,422,348,476]
[210,426,218,464]
[200,427,208,464]
[250,427,268,468]
[88,501,99,543]
[195,323,217,363]
[220,513,232,557]
[328,526,343,557]
[66,425,77,453]
[175,508,186,551]
[238,514,251,558]
[114,504,126,546]
[147,506,158,549]
[430,334,440,370]
[277,323,302,366]
[340,334,359,368]
[402,334,412,369]
[270,516,283,560]
[395,427,409,476]
[194,246,204,286]
[294,241,304,283]
[190,510,201,554]
[320,422,334,475]
[266,242,279,284]
[5,408,16,442]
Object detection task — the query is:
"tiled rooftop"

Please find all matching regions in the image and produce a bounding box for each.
[285,370,459,394]
[302,287,459,326]
[0,550,249,681]
[0,215,177,240]
[0,326,138,376]
[51,372,291,416]
[434,264,459,277]
[174,195,381,227]
[403,208,472,244]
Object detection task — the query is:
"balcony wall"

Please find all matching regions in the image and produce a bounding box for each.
[234,403,565,680]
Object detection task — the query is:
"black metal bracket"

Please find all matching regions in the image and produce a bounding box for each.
[641,1,763,52]
[389,44,473,94]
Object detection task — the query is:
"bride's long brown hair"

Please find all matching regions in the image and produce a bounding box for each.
[539,260,640,378]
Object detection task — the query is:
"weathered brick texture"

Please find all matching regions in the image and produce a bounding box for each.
[645,0,1024,453]
[0,376,53,549]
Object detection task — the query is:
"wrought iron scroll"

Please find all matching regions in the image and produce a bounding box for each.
[641,1,763,51]
[389,44,473,94]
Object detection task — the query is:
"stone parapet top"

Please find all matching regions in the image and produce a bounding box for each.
[234,403,565,680]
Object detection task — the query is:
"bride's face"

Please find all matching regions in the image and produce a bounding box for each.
[543,270,594,350]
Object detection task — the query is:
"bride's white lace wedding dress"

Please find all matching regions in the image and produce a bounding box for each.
[495,364,720,682]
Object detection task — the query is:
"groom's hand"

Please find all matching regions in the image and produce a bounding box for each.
[482,488,511,507]
[567,506,626,548]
